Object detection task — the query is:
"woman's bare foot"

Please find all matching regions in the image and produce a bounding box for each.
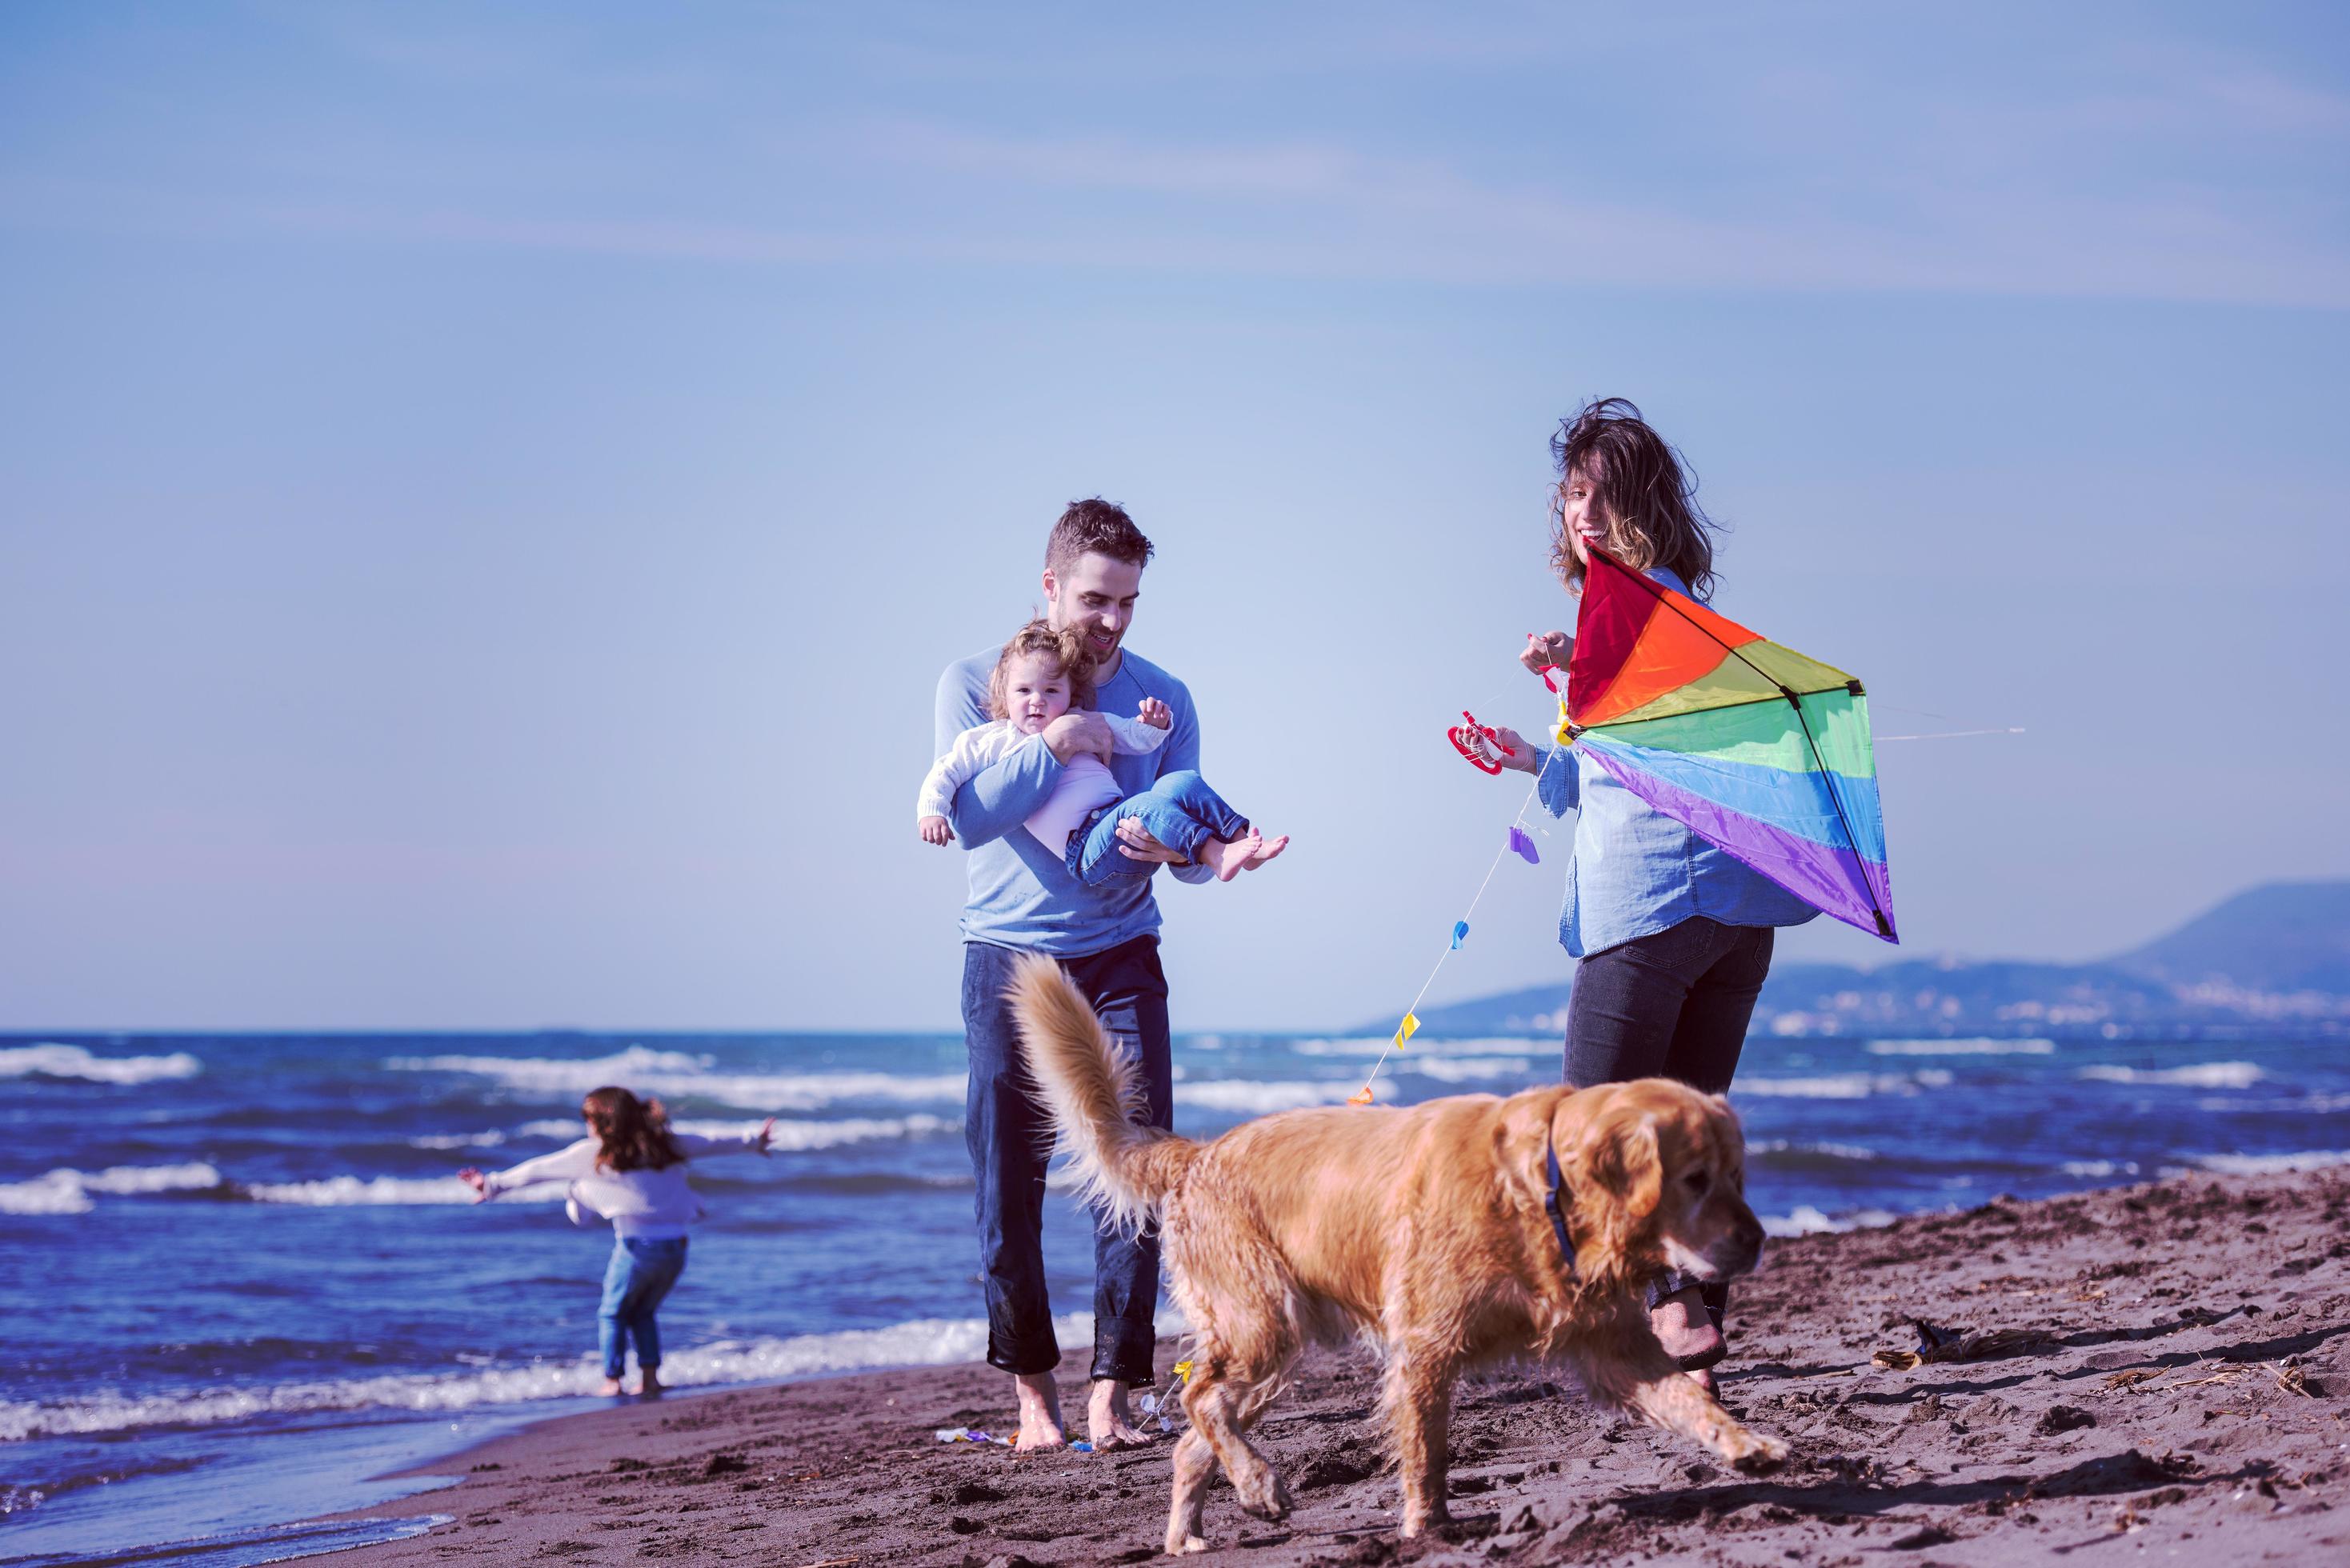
[1199,831,1288,882]
[1088,1378,1150,1450]
[596,1377,624,1397]
[1012,1370,1067,1451]
[1650,1286,1725,1391]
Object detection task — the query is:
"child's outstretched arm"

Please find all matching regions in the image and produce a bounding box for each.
[673,1118,778,1158]
[458,1138,598,1203]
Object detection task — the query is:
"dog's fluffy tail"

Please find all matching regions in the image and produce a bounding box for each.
[1008,954,1197,1232]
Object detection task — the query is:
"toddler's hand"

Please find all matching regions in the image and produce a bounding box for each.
[919,815,955,846]
[754,1116,776,1154]
[457,1167,489,1203]
[1137,697,1172,730]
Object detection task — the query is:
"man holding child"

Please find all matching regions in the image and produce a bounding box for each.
[927,498,1211,1451]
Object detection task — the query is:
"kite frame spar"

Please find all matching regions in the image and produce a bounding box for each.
[1561,549,1897,942]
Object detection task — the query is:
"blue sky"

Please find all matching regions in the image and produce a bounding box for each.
[3,2,2344,1030]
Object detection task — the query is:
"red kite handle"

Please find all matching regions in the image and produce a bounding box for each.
[1447,710,1513,774]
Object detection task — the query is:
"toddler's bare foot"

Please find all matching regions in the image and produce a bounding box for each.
[1012,1370,1067,1451]
[1199,833,1253,882]
[1239,833,1287,871]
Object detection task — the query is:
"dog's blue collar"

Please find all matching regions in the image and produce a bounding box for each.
[1543,1133,1579,1275]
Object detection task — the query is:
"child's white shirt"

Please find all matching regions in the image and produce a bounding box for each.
[479,1130,764,1239]
[916,715,1171,850]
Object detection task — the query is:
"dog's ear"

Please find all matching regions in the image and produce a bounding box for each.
[1592,1110,1663,1220]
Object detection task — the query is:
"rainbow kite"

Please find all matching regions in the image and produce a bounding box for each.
[1561,550,1896,941]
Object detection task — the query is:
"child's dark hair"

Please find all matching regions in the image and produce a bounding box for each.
[581,1086,685,1173]
[1549,398,1719,599]
[987,619,1096,721]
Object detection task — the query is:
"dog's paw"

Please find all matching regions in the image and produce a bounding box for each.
[1234,1468,1294,1523]
[1729,1433,1790,1475]
[1164,1534,1209,1555]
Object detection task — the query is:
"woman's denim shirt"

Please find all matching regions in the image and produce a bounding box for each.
[1529,567,1820,958]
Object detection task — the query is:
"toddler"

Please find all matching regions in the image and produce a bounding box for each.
[917,620,1286,882]
[459,1086,775,1397]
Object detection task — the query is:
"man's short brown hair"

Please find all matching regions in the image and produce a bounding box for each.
[1046,498,1155,575]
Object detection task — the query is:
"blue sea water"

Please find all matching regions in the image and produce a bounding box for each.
[3,1028,2346,1562]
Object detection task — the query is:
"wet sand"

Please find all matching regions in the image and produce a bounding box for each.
[327,1167,2349,1565]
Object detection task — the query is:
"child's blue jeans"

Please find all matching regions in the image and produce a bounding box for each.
[1067,770,1249,883]
[599,1235,687,1379]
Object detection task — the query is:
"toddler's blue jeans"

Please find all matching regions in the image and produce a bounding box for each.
[1068,770,1250,883]
[599,1235,688,1379]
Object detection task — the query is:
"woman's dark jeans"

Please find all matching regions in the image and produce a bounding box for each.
[1566,917,1776,1330]
[963,934,1172,1385]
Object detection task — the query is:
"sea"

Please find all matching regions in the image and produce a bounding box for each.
[4,1028,2347,1565]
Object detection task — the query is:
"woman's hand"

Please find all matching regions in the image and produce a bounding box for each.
[1479,726,1541,774]
[754,1116,776,1154]
[458,1168,490,1202]
[1520,630,1572,678]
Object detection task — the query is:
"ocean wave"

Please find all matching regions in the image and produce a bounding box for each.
[1175,1080,1358,1113]
[671,1115,957,1150]
[2077,1062,2264,1089]
[1760,1204,1899,1238]
[2060,1159,2140,1178]
[0,1310,1104,1441]
[0,1043,203,1086]
[1734,1070,1954,1099]
[0,1162,224,1215]
[409,1130,510,1150]
[387,1047,963,1112]
[1400,1058,1536,1083]
[238,1175,562,1207]
[1291,1036,1543,1057]
[1749,1139,1880,1164]
[2193,1150,2350,1176]
[1865,1038,2054,1057]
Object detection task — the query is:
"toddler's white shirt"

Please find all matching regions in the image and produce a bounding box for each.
[479,1130,765,1239]
[916,715,1171,850]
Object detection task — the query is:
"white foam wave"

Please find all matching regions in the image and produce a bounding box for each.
[1175,1080,1357,1113]
[1866,1038,2054,1056]
[1751,1139,1880,1162]
[0,1310,1105,1440]
[2060,1159,2140,1178]
[2078,1062,2264,1089]
[1400,1058,1535,1083]
[672,1115,956,1150]
[1291,1036,1543,1057]
[0,1162,224,1214]
[1734,1070,1953,1099]
[0,1043,202,1086]
[2193,1150,2350,1176]
[239,1175,562,1207]
[1761,1205,1898,1238]
[387,1047,963,1112]
[409,1130,509,1150]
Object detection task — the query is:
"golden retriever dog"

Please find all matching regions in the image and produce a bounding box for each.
[1007,956,1788,1554]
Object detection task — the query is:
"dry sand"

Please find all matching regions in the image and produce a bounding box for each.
[327,1167,2349,1566]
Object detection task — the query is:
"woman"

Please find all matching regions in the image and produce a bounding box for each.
[1476,398,1817,1387]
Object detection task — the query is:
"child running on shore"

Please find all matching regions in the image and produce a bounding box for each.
[459,1086,775,1397]
[917,619,1287,881]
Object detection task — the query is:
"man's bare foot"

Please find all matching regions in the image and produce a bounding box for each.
[1012,1370,1067,1451]
[1650,1286,1725,1386]
[638,1371,664,1398]
[1088,1378,1151,1450]
[1200,831,1287,882]
[596,1377,624,1397]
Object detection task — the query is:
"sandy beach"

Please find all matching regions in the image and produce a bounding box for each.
[316,1165,2350,1566]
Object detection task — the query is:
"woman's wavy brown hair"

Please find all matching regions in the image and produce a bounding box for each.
[987,618,1096,721]
[581,1085,685,1173]
[1548,398,1719,599]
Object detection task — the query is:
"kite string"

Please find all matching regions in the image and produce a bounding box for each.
[1353,722,1565,1102]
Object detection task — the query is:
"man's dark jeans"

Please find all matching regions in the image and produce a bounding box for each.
[1566,916,1776,1326]
[963,934,1171,1385]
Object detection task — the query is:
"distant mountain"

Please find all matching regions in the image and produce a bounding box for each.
[1384,880,2350,1040]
